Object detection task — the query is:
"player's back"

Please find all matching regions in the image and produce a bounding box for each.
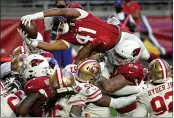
[138,78,173,117]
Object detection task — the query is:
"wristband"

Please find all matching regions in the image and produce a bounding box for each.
[34,12,44,19]
[31,39,38,47]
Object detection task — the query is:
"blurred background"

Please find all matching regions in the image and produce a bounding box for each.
[0,0,173,66]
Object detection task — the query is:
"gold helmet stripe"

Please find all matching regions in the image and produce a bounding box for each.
[157,59,167,80]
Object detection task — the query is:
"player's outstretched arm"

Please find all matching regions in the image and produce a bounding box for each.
[37,39,69,51]
[43,8,81,18]
[21,8,81,26]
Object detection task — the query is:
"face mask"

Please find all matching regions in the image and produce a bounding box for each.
[59,22,69,35]
[56,5,66,8]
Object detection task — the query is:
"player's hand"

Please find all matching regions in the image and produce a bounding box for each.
[21,14,36,26]
[17,28,32,45]
[21,12,44,26]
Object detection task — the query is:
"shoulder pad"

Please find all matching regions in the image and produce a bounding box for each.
[24,76,50,93]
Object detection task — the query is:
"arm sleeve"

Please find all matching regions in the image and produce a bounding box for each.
[112,85,141,96]
[110,95,136,109]
[75,8,89,20]
[133,103,148,117]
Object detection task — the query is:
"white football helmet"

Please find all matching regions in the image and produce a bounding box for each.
[109,40,141,66]
[20,54,51,81]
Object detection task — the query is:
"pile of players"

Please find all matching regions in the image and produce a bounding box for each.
[1,3,173,117]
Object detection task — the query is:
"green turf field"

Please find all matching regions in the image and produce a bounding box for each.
[111,108,117,116]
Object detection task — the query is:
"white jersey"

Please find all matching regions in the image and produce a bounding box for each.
[69,82,111,117]
[63,64,78,77]
[69,82,102,106]
[1,90,25,117]
[133,78,173,117]
[64,64,110,117]
[45,98,71,117]
[64,64,103,103]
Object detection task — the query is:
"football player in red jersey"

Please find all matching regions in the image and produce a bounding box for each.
[16,54,74,117]
[97,61,147,117]
[20,3,158,65]
[95,40,155,117]
[19,4,122,64]
[16,54,53,116]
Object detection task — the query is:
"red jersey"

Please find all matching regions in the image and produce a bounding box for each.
[24,76,54,101]
[59,9,120,52]
[123,1,141,25]
[116,61,144,85]
[115,61,144,114]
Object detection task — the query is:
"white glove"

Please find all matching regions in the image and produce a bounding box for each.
[17,28,38,47]
[21,12,44,26]
[17,28,28,40]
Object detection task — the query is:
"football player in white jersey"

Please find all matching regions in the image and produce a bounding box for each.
[133,58,173,117]
[1,79,25,117]
[1,90,25,117]
[0,46,28,81]
[63,59,138,117]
